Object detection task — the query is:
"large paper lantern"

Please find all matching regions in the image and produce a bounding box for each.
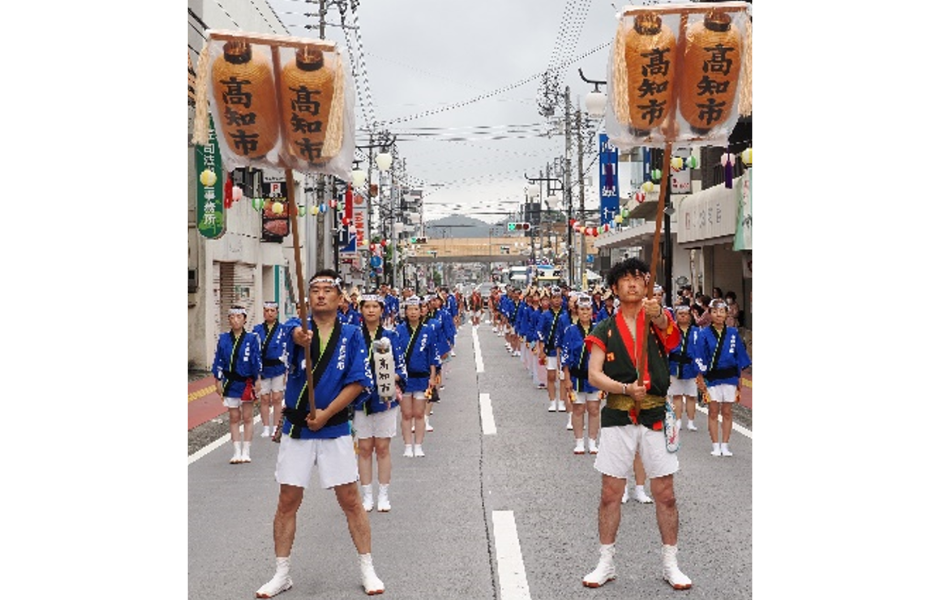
[679,10,743,134]
[616,12,677,135]
[279,46,342,165]
[211,40,280,158]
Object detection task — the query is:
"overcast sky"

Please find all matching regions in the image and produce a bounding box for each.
[266,0,634,223]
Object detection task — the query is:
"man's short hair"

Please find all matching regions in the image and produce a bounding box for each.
[606,257,650,288]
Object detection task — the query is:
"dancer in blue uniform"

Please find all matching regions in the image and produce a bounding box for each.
[213,305,262,464]
[396,297,438,458]
[354,293,407,514]
[537,286,571,412]
[667,305,699,432]
[256,271,384,598]
[692,299,751,457]
[253,301,289,439]
[561,294,601,455]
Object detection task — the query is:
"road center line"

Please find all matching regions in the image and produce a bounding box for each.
[492,510,531,600]
[479,393,497,435]
[472,327,485,373]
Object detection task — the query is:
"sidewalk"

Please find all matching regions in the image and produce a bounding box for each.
[188,375,224,430]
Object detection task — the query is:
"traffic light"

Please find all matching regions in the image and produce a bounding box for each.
[507,222,531,232]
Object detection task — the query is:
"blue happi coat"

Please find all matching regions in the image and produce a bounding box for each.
[354,324,407,415]
[538,308,571,357]
[668,325,699,380]
[561,321,599,393]
[691,325,751,387]
[252,320,288,378]
[282,317,371,440]
[395,320,439,393]
[212,329,262,398]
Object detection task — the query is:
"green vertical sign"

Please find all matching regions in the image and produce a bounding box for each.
[195,115,225,239]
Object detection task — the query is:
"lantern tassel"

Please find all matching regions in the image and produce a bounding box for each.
[191,42,212,146]
[322,52,346,160]
[612,19,630,127]
[738,16,753,117]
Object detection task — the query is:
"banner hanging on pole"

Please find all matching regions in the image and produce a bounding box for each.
[599,133,620,226]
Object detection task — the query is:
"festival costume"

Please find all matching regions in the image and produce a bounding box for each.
[691,324,750,390]
[354,325,407,417]
[395,320,438,394]
[561,322,600,395]
[280,317,370,441]
[212,329,262,401]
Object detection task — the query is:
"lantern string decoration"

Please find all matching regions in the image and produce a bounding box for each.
[685,155,699,170]
[670,156,685,171]
[272,201,284,215]
[199,169,217,187]
[721,149,735,188]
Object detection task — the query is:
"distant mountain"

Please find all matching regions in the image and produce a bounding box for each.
[425,214,507,239]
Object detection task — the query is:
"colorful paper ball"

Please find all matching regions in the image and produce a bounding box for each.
[651,169,662,183]
[670,156,685,171]
[741,147,753,166]
[252,197,264,211]
[342,217,351,226]
[271,201,284,214]
[199,169,217,187]
[232,186,243,201]
[319,203,327,213]
[329,199,338,208]
[312,206,320,215]
[635,192,646,203]
[641,181,655,193]
[685,156,699,169]
[614,215,623,224]
[298,205,306,217]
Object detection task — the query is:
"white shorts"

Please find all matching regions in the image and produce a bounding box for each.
[275,434,359,490]
[545,356,558,371]
[668,376,697,398]
[353,405,400,440]
[707,383,738,403]
[594,424,679,480]
[572,391,600,404]
[473,311,482,318]
[258,374,286,395]
[222,396,251,409]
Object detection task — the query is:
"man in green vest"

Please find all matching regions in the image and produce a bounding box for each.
[580,257,692,591]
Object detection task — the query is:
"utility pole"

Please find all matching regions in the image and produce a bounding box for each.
[564,86,573,286]
[578,109,586,290]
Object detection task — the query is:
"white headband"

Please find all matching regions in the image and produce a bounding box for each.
[228,307,247,316]
[403,297,420,307]
[263,302,278,309]
[360,294,384,305]
[309,276,343,290]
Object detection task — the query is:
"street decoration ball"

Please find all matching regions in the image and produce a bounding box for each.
[200,169,218,187]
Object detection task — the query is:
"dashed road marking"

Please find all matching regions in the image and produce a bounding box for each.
[472,327,485,373]
[492,510,531,600]
[480,393,496,435]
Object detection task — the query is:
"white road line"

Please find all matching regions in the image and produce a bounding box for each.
[492,511,532,600]
[480,393,497,435]
[188,416,261,465]
[694,406,753,439]
[472,327,485,373]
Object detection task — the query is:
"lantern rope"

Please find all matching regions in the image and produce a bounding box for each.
[738,16,752,117]
[191,42,211,146]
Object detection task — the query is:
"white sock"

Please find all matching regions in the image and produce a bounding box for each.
[233,441,242,455]
[712,442,720,452]
[275,556,290,576]
[242,441,251,456]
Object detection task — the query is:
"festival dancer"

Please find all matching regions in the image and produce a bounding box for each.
[537,286,571,412]
[667,305,699,431]
[253,301,289,439]
[213,306,262,464]
[396,297,438,458]
[354,292,407,513]
[255,271,384,597]
[581,258,691,590]
[693,299,751,457]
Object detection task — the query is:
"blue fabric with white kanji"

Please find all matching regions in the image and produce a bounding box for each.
[252,321,289,378]
[561,322,599,393]
[668,325,699,380]
[337,307,362,326]
[354,326,407,414]
[212,329,262,398]
[690,325,751,386]
[282,318,371,439]
[538,308,571,357]
[395,320,439,392]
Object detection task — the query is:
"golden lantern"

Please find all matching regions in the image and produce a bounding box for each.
[615,12,677,135]
[211,40,280,158]
[679,10,743,134]
[279,46,342,166]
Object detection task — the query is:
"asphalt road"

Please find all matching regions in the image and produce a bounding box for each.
[188,321,752,599]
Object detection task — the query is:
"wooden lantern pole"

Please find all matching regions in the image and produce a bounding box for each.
[634,10,688,385]
[272,45,317,427]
